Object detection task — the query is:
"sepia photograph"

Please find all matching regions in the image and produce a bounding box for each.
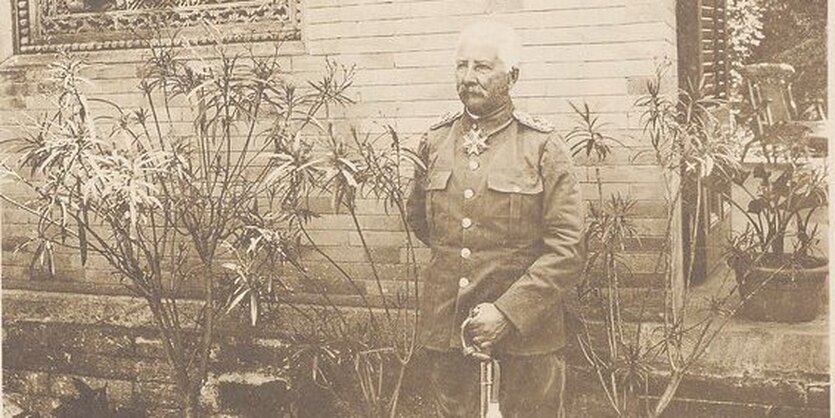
[0,0,829,416]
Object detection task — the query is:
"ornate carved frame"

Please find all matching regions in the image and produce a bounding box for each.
[13,0,302,53]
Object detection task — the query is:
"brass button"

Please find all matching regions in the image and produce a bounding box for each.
[458,277,470,288]
[460,248,471,259]
[464,189,474,199]
[468,160,480,171]
[462,218,472,228]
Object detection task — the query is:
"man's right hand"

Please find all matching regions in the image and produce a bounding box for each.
[462,303,511,358]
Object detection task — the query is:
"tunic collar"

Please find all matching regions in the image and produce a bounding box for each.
[461,101,515,137]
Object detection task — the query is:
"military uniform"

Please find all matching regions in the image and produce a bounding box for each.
[406,103,585,417]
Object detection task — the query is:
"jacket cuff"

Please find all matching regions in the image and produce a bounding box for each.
[493,290,544,337]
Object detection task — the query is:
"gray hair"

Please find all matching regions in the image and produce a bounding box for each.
[456,20,522,70]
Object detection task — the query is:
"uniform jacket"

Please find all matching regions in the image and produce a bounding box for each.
[406,103,586,355]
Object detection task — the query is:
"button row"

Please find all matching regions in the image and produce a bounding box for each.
[460,158,478,290]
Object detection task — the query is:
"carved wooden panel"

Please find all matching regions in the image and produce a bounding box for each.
[13,0,301,53]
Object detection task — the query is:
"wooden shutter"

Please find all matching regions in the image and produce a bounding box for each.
[677,0,730,99]
[677,0,733,286]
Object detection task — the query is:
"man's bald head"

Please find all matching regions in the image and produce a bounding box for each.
[456,20,521,71]
[454,20,521,116]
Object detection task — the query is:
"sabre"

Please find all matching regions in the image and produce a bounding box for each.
[461,310,502,418]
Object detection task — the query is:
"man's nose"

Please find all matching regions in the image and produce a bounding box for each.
[460,63,477,84]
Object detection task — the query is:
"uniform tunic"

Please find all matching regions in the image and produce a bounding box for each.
[407,104,585,356]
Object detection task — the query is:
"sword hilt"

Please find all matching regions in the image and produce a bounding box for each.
[460,308,492,361]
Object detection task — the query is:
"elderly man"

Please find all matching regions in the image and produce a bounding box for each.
[406,20,586,417]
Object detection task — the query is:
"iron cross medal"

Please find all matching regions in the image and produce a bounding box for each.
[462,126,489,156]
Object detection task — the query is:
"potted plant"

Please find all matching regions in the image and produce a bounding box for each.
[725,128,828,322]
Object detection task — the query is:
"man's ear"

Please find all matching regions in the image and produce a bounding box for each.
[508,67,520,85]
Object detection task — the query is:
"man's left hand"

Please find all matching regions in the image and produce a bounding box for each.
[464,303,511,351]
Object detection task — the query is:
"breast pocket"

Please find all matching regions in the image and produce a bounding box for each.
[486,170,543,237]
[425,170,452,233]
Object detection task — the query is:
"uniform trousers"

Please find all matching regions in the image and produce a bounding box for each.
[426,348,566,418]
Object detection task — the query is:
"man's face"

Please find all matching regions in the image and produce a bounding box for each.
[455,37,516,116]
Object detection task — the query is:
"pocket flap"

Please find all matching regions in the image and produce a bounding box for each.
[425,170,452,190]
[487,170,543,194]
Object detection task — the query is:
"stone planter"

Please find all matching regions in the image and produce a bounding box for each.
[733,256,827,322]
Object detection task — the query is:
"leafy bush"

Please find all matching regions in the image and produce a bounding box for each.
[1,34,422,416]
[573,63,759,417]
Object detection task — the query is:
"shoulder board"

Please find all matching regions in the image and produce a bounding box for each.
[429,110,463,130]
[513,110,554,133]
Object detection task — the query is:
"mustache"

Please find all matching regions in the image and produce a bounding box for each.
[458,78,487,95]
[457,85,484,96]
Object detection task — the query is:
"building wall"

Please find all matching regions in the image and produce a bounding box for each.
[1,0,679,308]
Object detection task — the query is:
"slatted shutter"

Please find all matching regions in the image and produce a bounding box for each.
[678,0,730,99]
[677,0,733,285]
[701,0,730,98]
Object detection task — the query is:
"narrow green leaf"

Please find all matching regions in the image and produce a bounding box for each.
[226,288,249,315]
[250,291,259,326]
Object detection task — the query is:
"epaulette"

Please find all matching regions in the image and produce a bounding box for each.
[429,110,462,130]
[513,110,554,133]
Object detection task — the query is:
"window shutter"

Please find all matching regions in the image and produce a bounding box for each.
[700,0,729,99]
[677,0,730,99]
[677,0,733,285]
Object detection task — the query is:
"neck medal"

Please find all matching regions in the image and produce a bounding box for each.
[462,125,489,156]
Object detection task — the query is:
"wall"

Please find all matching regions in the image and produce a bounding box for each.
[0,0,679,310]
[0,0,12,64]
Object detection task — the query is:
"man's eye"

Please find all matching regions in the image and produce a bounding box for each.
[475,65,490,71]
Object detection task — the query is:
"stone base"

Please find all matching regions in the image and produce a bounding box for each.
[2,289,829,416]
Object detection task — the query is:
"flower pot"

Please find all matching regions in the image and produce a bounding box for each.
[733,256,827,322]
